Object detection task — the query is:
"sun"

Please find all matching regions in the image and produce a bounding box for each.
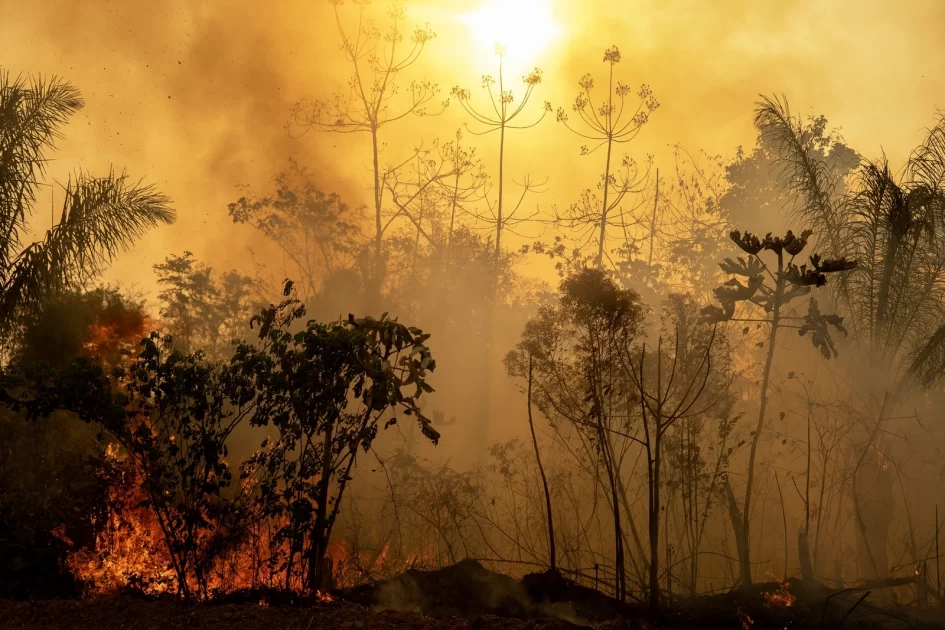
[461,0,562,69]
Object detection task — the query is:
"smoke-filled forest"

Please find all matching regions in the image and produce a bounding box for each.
[3,1,945,628]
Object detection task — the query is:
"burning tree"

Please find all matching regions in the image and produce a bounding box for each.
[702,228,855,585]
[1,279,438,600]
[3,331,263,600]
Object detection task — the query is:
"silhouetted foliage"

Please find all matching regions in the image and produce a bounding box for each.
[703,227,854,585]
[228,161,364,304]
[238,282,439,593]
[0,71,174,345]
[154,252,260,358]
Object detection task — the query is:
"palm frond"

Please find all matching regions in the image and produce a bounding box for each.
[0,170,174,339]
[753,94,846,255]
[907,112,945,191]
[0,71,83,273]
[906,322,945,387]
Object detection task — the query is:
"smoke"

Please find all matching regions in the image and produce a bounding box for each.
[0,0,359,289]
[4,0,943,293]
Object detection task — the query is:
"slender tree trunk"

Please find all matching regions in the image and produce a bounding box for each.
[740,249,784,585]
[648,433,662,610]
[308,419,335,593]
[493,58,506,285]
[526,355,556,571]
[597,136,613,268]
[598,428,626,601]
[936,505,941,609]
[448,146,461,253]
[648,169,660,268]
[479,64,508,455]
[411,157,424,279]
[775,473,788,579]
[725,478,751,587]
[371,125,384,310]
[799,405,814,581]
[852,393,890,580]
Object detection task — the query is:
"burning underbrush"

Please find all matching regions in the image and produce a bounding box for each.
[38,445,945,629]
[53,443,440,602]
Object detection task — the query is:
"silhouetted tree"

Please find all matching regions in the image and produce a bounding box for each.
[452,44,550,291]
[291,0,444,309]
[154,252,259,358]
[504,350,557,572]
[556,46,659,268]
[228,160,363,304]
[515,269,648,601]
[241,282,438,592]
[755,95,945,579]
[702,228,854,585]
[625,296,729,609]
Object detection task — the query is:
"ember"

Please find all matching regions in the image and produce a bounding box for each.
[762,578,796,608]
[737,606,754,629]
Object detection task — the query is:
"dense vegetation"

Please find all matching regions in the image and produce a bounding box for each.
[2,5,945,628]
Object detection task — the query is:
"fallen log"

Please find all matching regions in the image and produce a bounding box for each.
[853,575,917,590]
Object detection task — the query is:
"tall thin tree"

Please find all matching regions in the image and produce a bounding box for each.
[556,46,659,268]
[451,44,550,292]
[292,0,444,309]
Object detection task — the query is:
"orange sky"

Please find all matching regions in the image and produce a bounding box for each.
[3,0,944,297]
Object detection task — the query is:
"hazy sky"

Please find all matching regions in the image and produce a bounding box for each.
[3,0,944,294]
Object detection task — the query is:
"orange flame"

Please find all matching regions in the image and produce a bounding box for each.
[762,578,796,608]
[59,438,449,601]
[737,606,754,629]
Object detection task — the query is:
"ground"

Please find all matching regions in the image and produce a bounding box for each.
[2,561,944,629]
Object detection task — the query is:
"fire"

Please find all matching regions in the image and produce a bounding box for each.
[762,578,796,608]
[58,437,446,602]
[82,306,150,369]
[57,444,378,600]
[737,606,754,629]
[61,449,177,596]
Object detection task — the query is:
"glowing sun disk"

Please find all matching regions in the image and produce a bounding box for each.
[461,0,562,67]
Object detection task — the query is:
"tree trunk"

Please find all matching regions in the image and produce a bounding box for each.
[648,435,662,610]
[798,531,814,582]
[308,419,336,593]
[527,355,556,571]
[647,169,660,267]
[370,125,384,311]
[725,478,752,586]
[740,249,784,585]
[597,135,613,268]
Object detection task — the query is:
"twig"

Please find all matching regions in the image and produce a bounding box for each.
[835,590,870,629]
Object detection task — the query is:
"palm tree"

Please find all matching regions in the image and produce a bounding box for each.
[0,71,174,346]
[757,96,945,391]
[755,94,945,577]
